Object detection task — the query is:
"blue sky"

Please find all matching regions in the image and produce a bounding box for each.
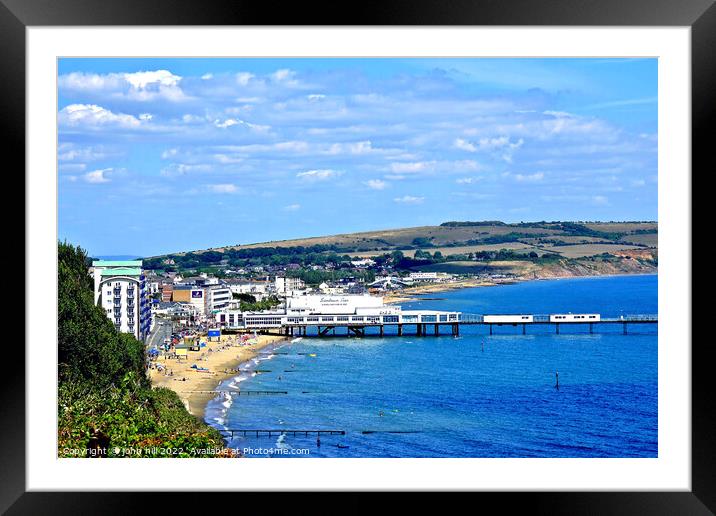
[57,58,657,257]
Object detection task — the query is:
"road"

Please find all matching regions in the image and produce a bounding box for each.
[146,317,173,350]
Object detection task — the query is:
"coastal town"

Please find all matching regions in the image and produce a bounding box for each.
[90,220,658,417]
[92,258,469,415]
[51,54,663,467]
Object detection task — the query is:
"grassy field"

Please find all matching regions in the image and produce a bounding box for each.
[350,242,536,258]
[583,222,658,233]
[539,243,646,258]
[168,221,658,261]
[618,233,658,247]
[413,260,537,275]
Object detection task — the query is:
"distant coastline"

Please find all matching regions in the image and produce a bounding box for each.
[384,269,657,305]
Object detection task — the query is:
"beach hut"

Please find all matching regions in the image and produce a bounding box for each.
[174,344,190,360]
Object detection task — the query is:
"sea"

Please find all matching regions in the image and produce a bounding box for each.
[205,274,658,458]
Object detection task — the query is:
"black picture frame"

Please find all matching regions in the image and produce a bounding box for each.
[3,0,709,512]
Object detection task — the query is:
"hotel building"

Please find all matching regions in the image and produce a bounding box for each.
[92,260,152,341]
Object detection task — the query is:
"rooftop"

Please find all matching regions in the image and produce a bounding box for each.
[100,267,142,276]
[93,260,142,267]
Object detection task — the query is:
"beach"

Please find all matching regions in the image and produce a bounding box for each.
[149,333,287,418]
[383,278,504,304]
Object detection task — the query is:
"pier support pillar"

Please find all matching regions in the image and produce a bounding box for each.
[489,324,493,335]
[434,324,439,336]
[522,323,526,335]
[398,324,403,336]
[556,323,560,335]
[417,324,423,336]
[379,325,384,337]
[589,323,593,334]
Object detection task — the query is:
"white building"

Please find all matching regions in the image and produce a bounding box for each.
[275,276,306,296]
[206,286,232,314]
[174,285,231,316]
[227,281,269,299]
[408,272,452,282]
[285,294,392,316]
[92,260,152,341]
[214,293,461,330]
[350,258,375,268]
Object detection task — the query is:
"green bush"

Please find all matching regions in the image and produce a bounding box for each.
[58,241,231,458]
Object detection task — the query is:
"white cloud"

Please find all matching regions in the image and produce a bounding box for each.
[308,94,326,101]
[591,195,609,206]
[235,72,255,86]
[59,69,186,102]
[161,148,179,159]
[214,118,239,129]
[389,161,433,173]
[454,135,524,162]
[456,177,479,184]
[364,179,388,190]
[201,73,214,80]
[138,113,153,121]
[124,70,180,89]
[296,169,342,181]
[211,117,270,132]
[324,140,375,156]
[58,104,143,129]
[58,143,117,162]
[272,69,295,82]
[160,163,212,177]
[283,204,301,211]
[513,172,544,182]
[542,110,574,118]
[393,195,424,204]
[206,183,238,194]
[83,168,112,183]
[454,138,477,152]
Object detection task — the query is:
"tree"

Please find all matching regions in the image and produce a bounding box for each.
[58,241,146,388]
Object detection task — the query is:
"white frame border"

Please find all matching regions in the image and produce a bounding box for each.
[27,26,690,491]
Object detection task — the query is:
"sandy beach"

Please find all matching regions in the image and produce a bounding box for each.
[383,278,501,304]
[149,333,287,419]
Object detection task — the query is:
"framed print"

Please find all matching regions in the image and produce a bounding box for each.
[4,0,713,512]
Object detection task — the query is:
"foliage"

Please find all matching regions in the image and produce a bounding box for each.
[58,241,147,388]
[58,241,230,458]
[232,292,256,303]
[239,295,281,312]
[287,268,375,286]
[440,221,507,227]
[58,381,226,457]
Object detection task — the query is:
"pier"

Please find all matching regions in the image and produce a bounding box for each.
[228,312,657,337]
[221,429,345,438]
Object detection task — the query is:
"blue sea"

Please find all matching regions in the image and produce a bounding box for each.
[205,274,658,458]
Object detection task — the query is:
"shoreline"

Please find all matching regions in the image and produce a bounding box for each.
[149,333,288,419]
[384,270,657,304]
